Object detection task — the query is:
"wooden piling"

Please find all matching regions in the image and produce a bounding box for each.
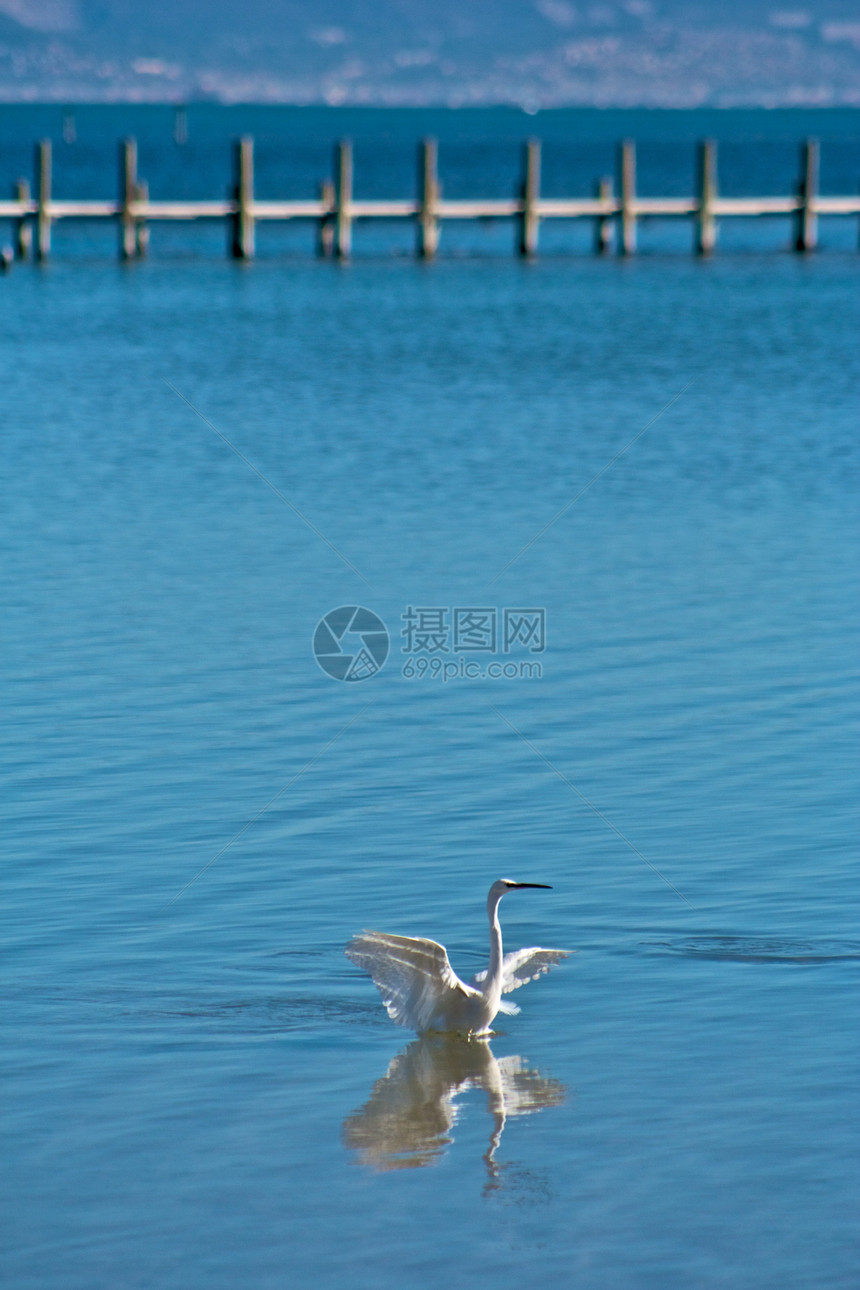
[35,140,51,261]
[794,138,819,252]
[317,179,335,257]
[594,176,614,255]
[334,140,353,260]
[230,136,255,260]
[417,138,440,259]
[119,138,138,260]
[618,139,636,256]
[695,139,717,256]
[518,139,541,258]
[135,181,149,257]
[14,179,31,259]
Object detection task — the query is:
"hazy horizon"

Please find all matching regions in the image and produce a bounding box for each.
[1,0,859,107]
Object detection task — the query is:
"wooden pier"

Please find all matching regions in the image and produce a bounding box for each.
[1,135,858,264]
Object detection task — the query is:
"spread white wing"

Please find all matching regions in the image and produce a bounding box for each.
[346,931,479,1032]
[473,947,573,994]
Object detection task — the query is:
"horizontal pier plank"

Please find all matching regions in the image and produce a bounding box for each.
[436,199,522,218]
[815,196,860,215]
[714,197,799,216]
[51,200,121,218]
[3,196,859,223]
[537,198,616,217]
[143,201,234,219]
[253,200,329,219]
[634,198,698,216]
[349,200,417,218]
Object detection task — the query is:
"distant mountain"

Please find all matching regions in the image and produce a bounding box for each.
[1,0,859,105]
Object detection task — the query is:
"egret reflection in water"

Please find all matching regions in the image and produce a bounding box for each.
[342,1034,566,1182]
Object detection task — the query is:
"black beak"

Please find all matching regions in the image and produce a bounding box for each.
[510,882,552,889]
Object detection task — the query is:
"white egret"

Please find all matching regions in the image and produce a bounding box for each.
[346,879,572,1036]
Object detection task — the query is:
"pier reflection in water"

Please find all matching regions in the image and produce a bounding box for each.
[343,1035,566,1186]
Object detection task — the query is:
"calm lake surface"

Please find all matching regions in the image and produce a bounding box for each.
[1,107,858,1289]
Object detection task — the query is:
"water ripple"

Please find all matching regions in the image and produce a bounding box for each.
[647,936,860,964]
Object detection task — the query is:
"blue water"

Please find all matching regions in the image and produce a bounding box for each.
[1,108,859,1289]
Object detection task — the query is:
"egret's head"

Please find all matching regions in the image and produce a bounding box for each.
[489,878,552,901]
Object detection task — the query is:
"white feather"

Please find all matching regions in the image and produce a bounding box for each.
[345,931,481,1033]
[472,946,573,993]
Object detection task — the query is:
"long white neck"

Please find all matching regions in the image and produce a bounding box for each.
[485,889,505,991]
